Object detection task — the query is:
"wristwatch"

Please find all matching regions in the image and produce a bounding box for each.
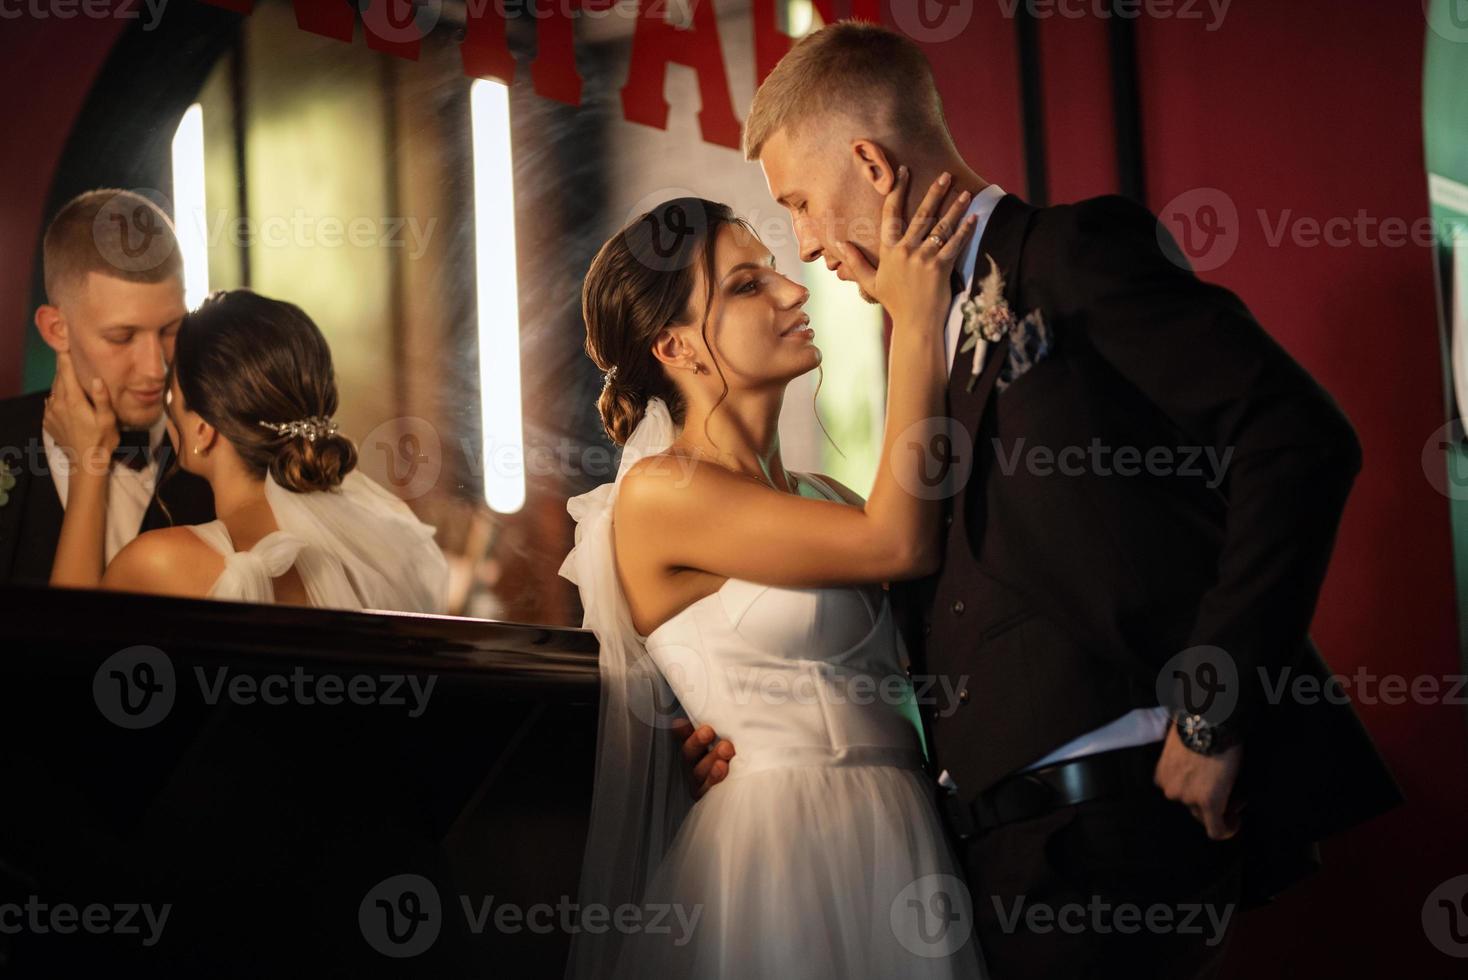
[1174,711,1241,756]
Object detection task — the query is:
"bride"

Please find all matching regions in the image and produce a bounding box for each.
[560,170,985,978]
[46,288,447,613]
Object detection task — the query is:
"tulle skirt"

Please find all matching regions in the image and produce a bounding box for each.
[611,762,987,979]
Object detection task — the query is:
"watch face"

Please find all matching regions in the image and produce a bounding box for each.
[1179,713,1215,754]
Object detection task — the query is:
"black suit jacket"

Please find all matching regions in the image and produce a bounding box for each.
[0,391,215,585]
[892,193,1401,898]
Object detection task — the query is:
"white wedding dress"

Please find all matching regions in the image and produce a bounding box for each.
[559,398,985,980]
[184,470,448,613]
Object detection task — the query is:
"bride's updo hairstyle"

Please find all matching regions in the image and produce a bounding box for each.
[582,197,755,446]
[173,289,358,493]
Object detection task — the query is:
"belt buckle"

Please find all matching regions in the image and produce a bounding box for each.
[1013,772,1062,814]
[979,771,1061,829]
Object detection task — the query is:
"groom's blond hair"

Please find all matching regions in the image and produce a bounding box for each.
[742,21,955,161]
[43,189,182,305]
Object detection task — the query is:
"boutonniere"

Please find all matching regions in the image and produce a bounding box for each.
[0,460,15,508]
[958,254,1047,391]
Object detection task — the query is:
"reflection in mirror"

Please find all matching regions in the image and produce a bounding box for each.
[6,0,887,625]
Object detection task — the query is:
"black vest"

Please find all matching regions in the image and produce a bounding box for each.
[894,194,1132,794]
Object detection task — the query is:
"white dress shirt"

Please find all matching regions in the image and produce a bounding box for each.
[943,183,1008,378]
[940,185,1171,774]
[43,416,167,566]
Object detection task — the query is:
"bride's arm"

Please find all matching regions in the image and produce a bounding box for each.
[46,352,118,589]
[805,472,896,590]
[51,466,109,588]
[619,169,975,589]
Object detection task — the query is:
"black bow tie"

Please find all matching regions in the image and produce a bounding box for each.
[112,429,154,471]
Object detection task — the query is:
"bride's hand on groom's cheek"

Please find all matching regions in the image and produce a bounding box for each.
[672,717,736,800]
[835,166,976,327]
[43,350,118,463]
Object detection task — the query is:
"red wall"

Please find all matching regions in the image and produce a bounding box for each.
[1039,13,1118,202]
[924,4,1027,196]
[1134,3,1467,975]
[0,15,127,395]
[931,5,1460,975]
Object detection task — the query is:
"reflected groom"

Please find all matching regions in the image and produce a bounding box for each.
[0,190,213,586]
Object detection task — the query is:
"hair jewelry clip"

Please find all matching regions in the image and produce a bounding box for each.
[258,415,339,443]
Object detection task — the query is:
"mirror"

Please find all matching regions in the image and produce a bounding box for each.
[11,0,889,623]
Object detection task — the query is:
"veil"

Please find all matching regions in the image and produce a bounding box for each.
[263,469,449,614]
[557,396,692,979]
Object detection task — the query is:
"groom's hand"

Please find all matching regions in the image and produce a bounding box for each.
[672,718,735,800]
[1154,727,1245,841]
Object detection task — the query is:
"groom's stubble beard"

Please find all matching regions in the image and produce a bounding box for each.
[118,401,165,432]
[837,252,879,305]
[103,386,166,430]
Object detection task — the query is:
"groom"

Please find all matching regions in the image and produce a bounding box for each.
[0,189,214,586]
[680,21,1401,977]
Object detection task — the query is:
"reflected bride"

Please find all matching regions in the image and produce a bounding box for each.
[47,289,448,613]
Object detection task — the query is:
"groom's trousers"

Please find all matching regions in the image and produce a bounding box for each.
[961,743,1242,979]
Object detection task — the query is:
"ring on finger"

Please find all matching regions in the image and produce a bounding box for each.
[926,232,946,248]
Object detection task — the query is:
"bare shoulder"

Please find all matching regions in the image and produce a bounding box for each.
[617,451,735,515]
[802,472,866,507]
[614,452,765,573]
[102,526,222,596]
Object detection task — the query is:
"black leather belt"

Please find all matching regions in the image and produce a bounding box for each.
[942,741,1165,839]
